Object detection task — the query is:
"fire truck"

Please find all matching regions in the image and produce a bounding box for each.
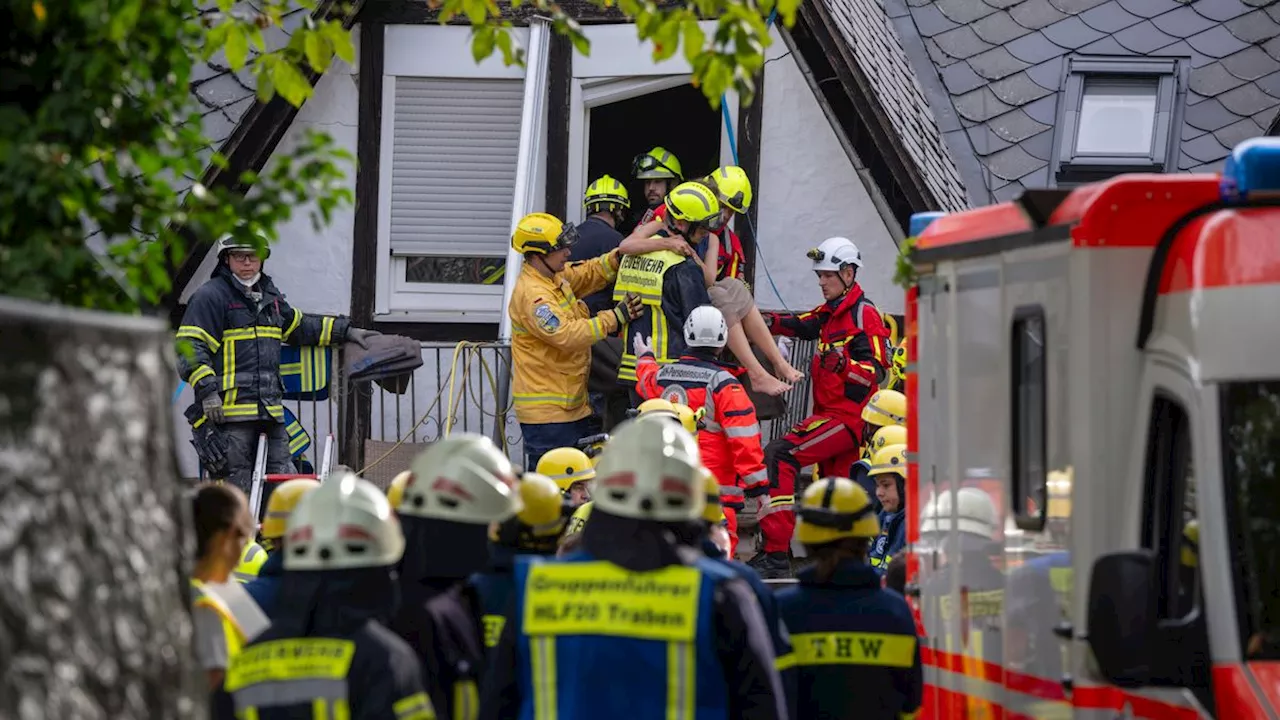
[903,137,1280,718]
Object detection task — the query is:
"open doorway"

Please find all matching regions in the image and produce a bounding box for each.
[586,82,722,234]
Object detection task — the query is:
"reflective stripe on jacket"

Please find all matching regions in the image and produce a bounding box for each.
[634,352,769,506]
[177,264,350,423]
[614,248,712,383]
[191,578,246,659]
[509,252,620,424]
[764,284,892,433]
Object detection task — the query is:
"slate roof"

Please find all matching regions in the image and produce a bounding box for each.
[881,0,1280,202]
[820,0,973,211]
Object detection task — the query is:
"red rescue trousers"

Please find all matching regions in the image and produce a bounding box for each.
[761,415,862,553]
[724,506,739,558]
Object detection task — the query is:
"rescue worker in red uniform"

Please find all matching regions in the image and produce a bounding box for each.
[757,236,892,579]
[633,304,770,558]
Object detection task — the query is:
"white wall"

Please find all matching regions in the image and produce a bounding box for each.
[753,27,902,315]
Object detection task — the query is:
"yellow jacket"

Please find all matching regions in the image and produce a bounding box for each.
[510,251,621,424]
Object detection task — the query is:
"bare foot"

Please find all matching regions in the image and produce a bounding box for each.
[778,363,805,384]
[749,371,792,396]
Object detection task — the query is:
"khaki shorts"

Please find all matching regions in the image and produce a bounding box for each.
[708,278,752,325]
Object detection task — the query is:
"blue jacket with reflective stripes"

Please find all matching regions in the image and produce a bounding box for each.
[510,550,734,720]
[469,546,518,666]
[775,560,922,720]
[869,510,906,574]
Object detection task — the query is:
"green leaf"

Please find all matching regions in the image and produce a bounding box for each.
[326,24,356,64]
[303,30,330,72]
[203,22,230,60]
[225,23,249,70]
[681,20,705,63]
[271,60,312,106]
[255,61,277,102]
[473,26,496,63]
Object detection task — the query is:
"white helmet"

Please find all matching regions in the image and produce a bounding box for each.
[919,487,997,540]
[807,236,862,272]
[400,433,521,524]
[684,305,728,349]
[284,471,405,571]
[593,416,704,522]
[216,233,271,260]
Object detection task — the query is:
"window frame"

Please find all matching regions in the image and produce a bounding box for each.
[1011,304,1048,532]
[1053,57,1180,185]
[1139,391,1196,620]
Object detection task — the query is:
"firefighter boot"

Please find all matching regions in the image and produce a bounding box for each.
[749,551,793,579]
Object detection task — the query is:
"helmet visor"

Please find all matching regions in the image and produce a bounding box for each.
[720,189,747,213]
[632,153,680,179]
[555,222,579,251]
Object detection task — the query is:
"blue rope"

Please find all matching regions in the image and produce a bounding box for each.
[719,9,792,313]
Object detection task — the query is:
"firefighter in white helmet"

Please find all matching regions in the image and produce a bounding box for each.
[390,433,520,720]
[244,477,321,617]
[479,416,788,720]
[211,472,432,719]
[775,477,922,720]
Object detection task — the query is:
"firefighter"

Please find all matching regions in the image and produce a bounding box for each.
[535,446,595,507]
[775,477,923,720]
[860,388,907,455]
[572,174,632,315]
[888,343,908,392]
[851,424,906,510]
[867,443,908,574]
[471,473,566,665]
[233,540,267,583]
[634,304,770,558]
[191,483,261,690]
[758,236,893,579]
[244,477,320,617]
[177,235,379,496]
[479,417,788,720]
[211,472,432,719]
[392,433,520,720]
[632,146,684,224]
[613,182,717,397]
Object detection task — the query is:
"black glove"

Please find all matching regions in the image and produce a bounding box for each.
[190,424,230,477]
[612,292,644,325]
[346,327,381,349]
[819,349,847,375]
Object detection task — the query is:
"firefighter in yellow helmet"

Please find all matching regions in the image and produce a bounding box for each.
[572,175,632,315]
[632,146,684,223]
[472,473,569,666]
[867,443,908,574]
[775,477,923,719]
[889,343,908,391]
[536,446,595,507]
[245,477,320,617]
[479,416,787,720]
[860,388,907,457]
[614,182,717,400]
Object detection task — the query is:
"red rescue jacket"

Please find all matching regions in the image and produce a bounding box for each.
[764,284,892,433]
[634,351,769,508]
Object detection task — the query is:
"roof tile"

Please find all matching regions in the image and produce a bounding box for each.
[954,86,1017,121]
[990,70,1056,103]
[987,144,1047,180]
[1025,57,1067,89]
[1047,0,1111,13]
[1021,128,1057,159]
[926,37,961,66]
[1079,2,1144,32]
[1011,0,1070,29]
[966,123,1013,153]
[1007,31,1071,62]
[1178,151,1203,170]
[1180,132,1232,163]
[1221,46,1280,81]
[1150,5,1218,38]
[1190,0,1252,23]
[1268,3,1280,24]
[1219,82,1276,114]
[969,46,1034,79]
[1185,96,1245,131]
[942,61,991,93]
[934,25,995,59]
[1042,16,1108,48]
[1184,25,1251,58]
[913,3,963,36]
[973,11,1034,44]
[1018,164,1051,188]
[887,0,912,18]
[1021,93,1061,124]
[1256,69,1280,98]
[1182,120,1209,140]
[1264,36,1280,62]
[1214,116,1265,146]
[993,181,1030,201]
[989,107,1053,141]
[1079,34,1131,53]
[1256,105,1280,128]
[983,0,1025,9]
[1115,0,1182,19]
[1113,20,1179,52]
[1188,61,1250,95]
[1147,39,1216,67]
[1225,9,1280,43]
[934,0,1000,24]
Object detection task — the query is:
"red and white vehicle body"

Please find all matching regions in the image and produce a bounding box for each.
[903,138,1280,719]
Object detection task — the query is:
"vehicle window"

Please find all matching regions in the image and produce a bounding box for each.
[1220,381,1280,659]
[1140,394,1197,620]
[1012,307,1047,531]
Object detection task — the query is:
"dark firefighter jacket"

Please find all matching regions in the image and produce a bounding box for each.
[763,284,891,435]
[211,567,433,720]
[244,550,285,619]
[775,560,923,720]
[479,511,788,720]
[870,509,906,575]
[469,545,518,667]
[613,241,712,385]
[391,516,490,720]
[635,350,769,509]
[178,264,351,423]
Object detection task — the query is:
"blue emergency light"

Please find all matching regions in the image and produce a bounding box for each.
[1220,137,1280,203]
[909,211,946,237]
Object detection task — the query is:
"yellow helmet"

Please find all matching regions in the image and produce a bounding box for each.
[565,501,593,535]
[584,174,630,211]
[1181,520,1199,569]
[632,146,683,180]
[637,397,678,420]
[387,471,411,509]
[512,212,579,256]
[701,468,725,524]
[797,477,880,545]
[671,403,703,436]
[261,478,321,540]
[706,165,753,213]
[233,541,268,583]
[892,344,908,375]
[514,473,568,537]
[536,447,596,492]
[862,389,907,427]
[870,425,907,455]
[867,443,908,478]
[664,182,721,225]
